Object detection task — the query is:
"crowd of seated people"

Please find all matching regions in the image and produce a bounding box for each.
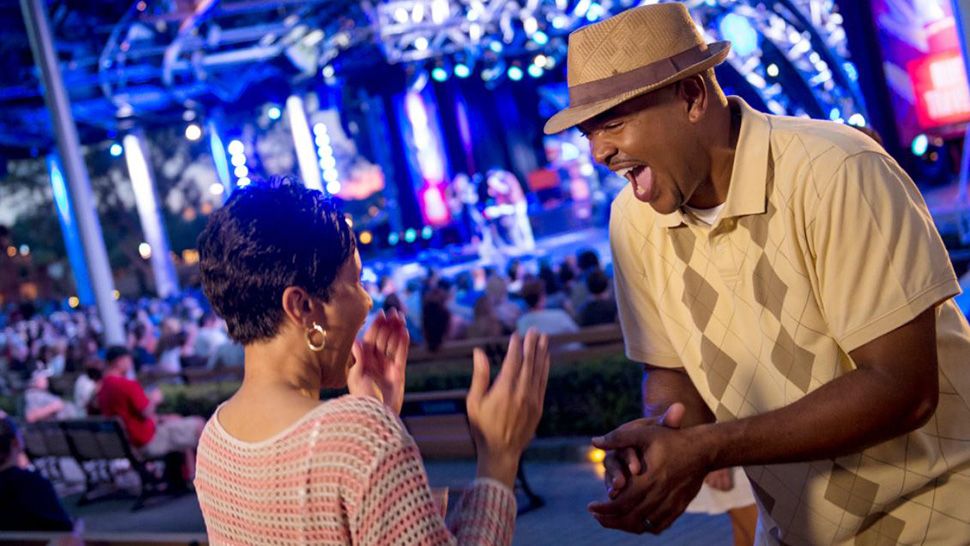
[363,249,618,353]
[0,249,616,397]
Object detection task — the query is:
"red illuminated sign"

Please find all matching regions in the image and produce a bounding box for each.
[909,50,970,128]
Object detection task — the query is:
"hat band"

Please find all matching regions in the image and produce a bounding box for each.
[569,43,718,106]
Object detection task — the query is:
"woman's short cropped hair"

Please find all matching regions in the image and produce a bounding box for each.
[198,177,355,344]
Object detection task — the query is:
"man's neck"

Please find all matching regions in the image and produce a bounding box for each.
[689,100,741,208]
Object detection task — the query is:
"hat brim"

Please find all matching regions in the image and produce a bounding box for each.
[543,41,731,135]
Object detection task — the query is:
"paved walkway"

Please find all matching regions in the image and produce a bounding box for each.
[58,459,732,545]
[426,460,733,546]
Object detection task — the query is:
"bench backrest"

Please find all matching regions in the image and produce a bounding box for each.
[60,418,137,462]
[400,390,475,459]
[22,420,73,459]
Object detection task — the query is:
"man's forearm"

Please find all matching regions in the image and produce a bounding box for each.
[642,366,715,427]
[697,365,936,470]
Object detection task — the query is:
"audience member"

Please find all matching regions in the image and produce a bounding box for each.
[97,346,204,477]
[24,369,80,423]
[578,270,618,326]
[517,279,580,339]
[0,415,73,532]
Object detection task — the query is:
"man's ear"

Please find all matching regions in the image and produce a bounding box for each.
[676,74,709,123]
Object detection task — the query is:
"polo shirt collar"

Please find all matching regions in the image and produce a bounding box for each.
[657,96,772,228]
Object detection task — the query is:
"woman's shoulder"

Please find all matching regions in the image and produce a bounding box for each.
[200,396,414,471]
[309,395,413,452]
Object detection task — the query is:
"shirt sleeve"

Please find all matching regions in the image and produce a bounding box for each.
[351,437,516,546]
[610,199,682,367]
[126,380,151,414]
[810,151,959,352]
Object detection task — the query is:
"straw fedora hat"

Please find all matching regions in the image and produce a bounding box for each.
[544,2,730,135]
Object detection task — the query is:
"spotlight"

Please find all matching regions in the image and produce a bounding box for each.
[138,242,152,260]
[719,13,759,57]
[421,226,433,240]
[766,63,779,77]
[454,64,471,78]
[227,140,245,155]
[431,67,448,81]
[184,123,203,141]
[507,66,523,81]
[360,231,373,245]
[326,181,342,194]
[847,113,866,127]
[109,143,123,157]
[532,31,549,46]
[404,228,417,243]
[528,64,543,78]
[911,134,929,156]
[267,106,282,120]
[209,183,225,196]
[414,37,429,51]
[322,65,335,79]
[68,296,79,309]
[388,232,400,246]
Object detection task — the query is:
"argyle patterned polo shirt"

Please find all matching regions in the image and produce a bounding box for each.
[610,97,970,545]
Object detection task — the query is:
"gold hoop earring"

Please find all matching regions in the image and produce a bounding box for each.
[305,322,327,352]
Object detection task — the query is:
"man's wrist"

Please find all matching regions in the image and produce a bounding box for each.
[689,421,729,472]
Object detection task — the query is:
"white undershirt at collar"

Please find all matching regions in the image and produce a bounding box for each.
[683,202,726,226]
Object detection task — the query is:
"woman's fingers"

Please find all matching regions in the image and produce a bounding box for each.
[467,348,491,418]
[516,329,539,396]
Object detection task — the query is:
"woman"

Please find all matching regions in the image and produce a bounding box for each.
[194,178,550,545]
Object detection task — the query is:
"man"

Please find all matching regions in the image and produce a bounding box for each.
[98,346,203,476]
[0,415,73,532]
[516,279,580,337]
[577,269,618,327]
[544,3,970,544]
[24,368,79,423]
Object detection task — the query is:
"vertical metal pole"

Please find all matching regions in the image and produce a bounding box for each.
[122,132,180,297]
[47,154,95,306]
[21,0,125,344]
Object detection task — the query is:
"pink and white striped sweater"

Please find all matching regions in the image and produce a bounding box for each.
[195,395,516,545]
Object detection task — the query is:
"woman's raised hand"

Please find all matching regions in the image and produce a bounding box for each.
[348,309,409,414]
[466,329,550,488]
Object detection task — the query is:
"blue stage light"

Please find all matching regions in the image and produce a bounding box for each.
[847,113,866,127]
[454,64,471,78]
[911,134,929,157]
[404,228,417,243]
[528,64,543,78]
[532,31,549,45]
[388,233,400,246]
[719,13,759,57]
[109,143,123,157]
[267,106,282,120]
[431,67,448,81]
[421,226,433,240]
[507,66,523,81]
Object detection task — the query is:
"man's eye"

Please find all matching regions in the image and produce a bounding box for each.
[605,121,623,130]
